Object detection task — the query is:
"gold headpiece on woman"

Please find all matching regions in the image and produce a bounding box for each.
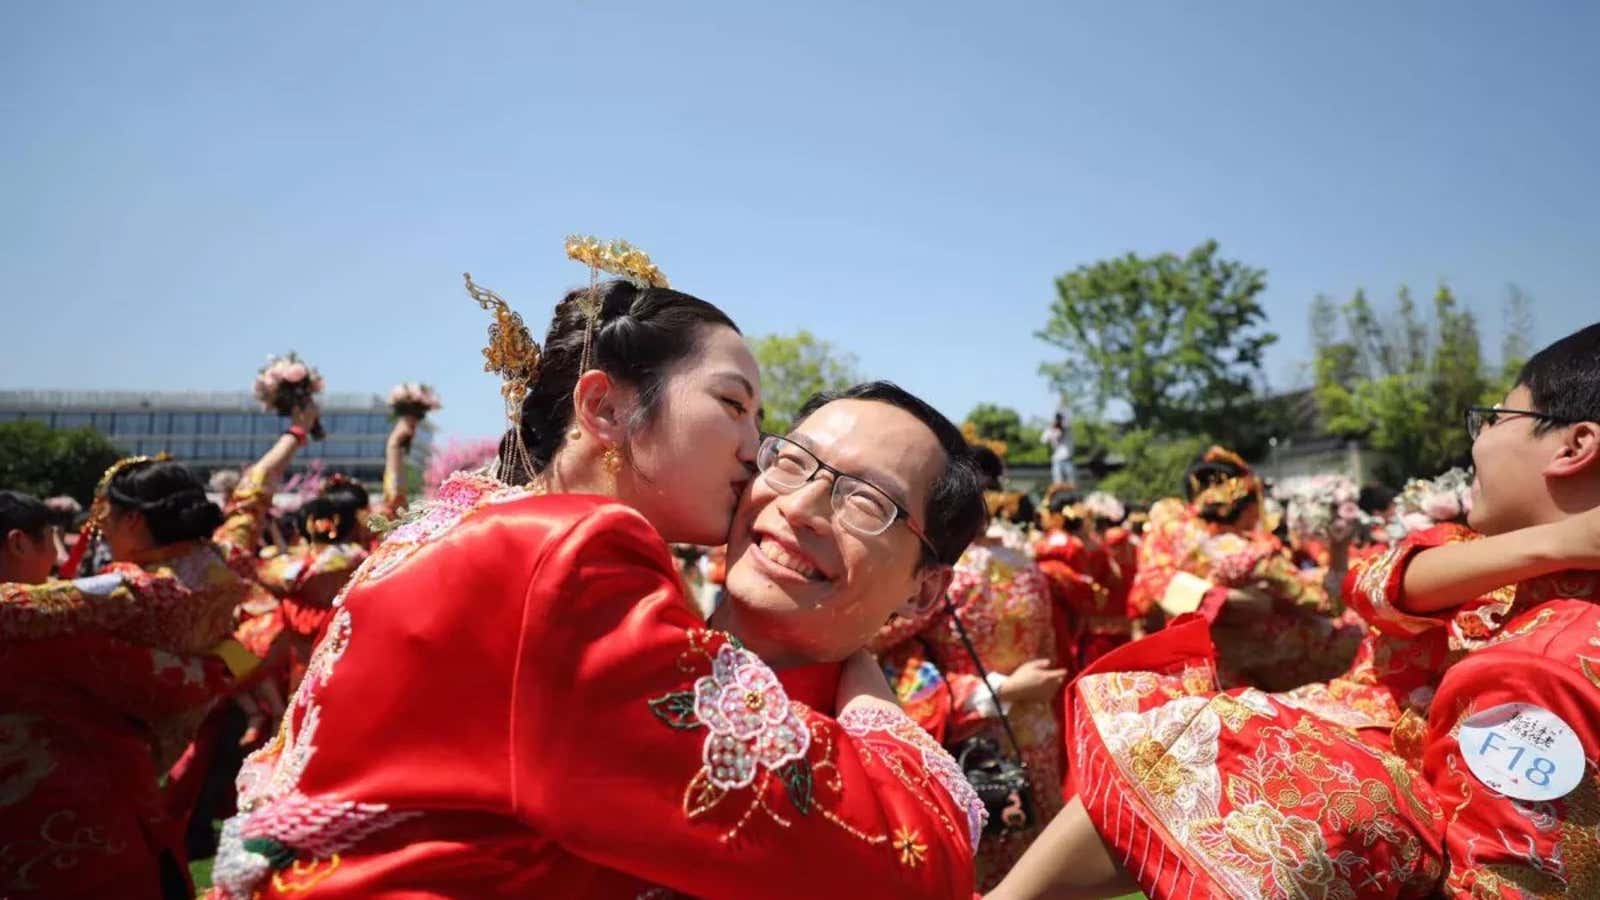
[464,273,542,483]
[1037,481,1083,531]
[564,235,669,373]
[1189,445,1261,512]
[984,490,1025,521]
[57,452,172,577]
[464,273,541,406]
[958,421,1008,460]
[87,453,172,530]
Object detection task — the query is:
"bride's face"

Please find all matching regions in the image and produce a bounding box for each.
[624,325,763,546]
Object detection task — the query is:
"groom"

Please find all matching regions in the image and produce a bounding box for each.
[713,380,986,669]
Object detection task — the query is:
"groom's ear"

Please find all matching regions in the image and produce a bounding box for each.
[895,564,952,620]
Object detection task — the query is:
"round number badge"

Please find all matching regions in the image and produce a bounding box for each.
[1459,702,1585,803]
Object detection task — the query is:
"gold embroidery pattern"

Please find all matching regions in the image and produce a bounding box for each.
[1079,668,1440,899]
[893,826,928,868]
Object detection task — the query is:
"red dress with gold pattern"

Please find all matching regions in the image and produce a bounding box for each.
[1102,525,1138,620]
[210,474,982,899]
[1065,524,1600,899]
[1036,529,1128,670]
[0,473,272,897]
[1127,501,1362,692]
[871,540,1065,890]
[254,540,369,689]
[1126,498,1199,622]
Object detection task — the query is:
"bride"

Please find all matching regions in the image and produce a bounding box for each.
[213,239,984,899]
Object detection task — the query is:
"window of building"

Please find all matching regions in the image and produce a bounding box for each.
[108,413,144,435]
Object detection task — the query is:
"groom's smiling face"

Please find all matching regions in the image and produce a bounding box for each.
[715,398,952,666]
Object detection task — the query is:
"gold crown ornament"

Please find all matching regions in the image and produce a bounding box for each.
[463,273,542,483]
[564,235,670,373]
[1189,445,1262,514]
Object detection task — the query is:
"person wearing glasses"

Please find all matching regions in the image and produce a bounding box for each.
[741,386,1068,891]
[988,321,1600,900]
[212,264,986,899]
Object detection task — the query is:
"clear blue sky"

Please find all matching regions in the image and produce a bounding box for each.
[4,2,1597,441]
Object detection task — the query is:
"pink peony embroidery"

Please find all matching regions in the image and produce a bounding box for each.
[692,644,809,789]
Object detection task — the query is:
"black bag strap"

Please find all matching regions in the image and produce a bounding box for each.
[939,589,1027,764]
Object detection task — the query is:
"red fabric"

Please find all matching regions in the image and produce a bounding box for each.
[1064,520,1600,898]
[224,492,977,899]
[1035,530,1128,670]
[0,635,231,897]
[1424,596,1600,896]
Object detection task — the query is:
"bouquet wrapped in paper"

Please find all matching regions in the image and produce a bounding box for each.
[254,351,325,439]
[1273,473,1366,542]
[1395,467,1473,534]
[388,382,443,421]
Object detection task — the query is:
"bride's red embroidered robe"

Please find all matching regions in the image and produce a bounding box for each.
[212,474,983,899]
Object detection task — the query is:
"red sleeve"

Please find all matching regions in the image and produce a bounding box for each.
[1345,524,1521,646]
[510,506,981,899]
[1036,557,1088,667]
[1422,600,1600,897]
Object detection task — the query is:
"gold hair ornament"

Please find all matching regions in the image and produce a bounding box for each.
[1189,445,1262,513]
[464,272,542,484]
[564,235,670,374]
[88,453,173,532]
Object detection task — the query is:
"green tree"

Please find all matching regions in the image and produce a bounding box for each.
[752,331,862,433]
[1310,282,1492,481]
[963,403,1048,464]
[1488,284,1537,400]
[0,421,125,503]
[1097,429,1214,507]
[1037,240,1277,447]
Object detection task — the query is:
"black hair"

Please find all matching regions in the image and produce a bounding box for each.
[0,491,50,541]
[1048,490,1083,516]
[1047,489,1085,535]
[1010,493,1037,526]
[971,445,1005,492]
[509,279,740,479]
[1183,456,1258,525]
[106,460,224,545]
[1517,321,1600,433]
[794,381,985,567]
[300,478,371,543]
[1358,484,1396,515]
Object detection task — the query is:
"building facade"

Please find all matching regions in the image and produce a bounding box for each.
[0,389,433,483]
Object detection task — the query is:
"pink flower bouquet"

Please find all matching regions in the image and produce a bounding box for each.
[1273,474,1366,541]
[1396,467,1473,533]
[254,351,326,438]
[388,383,443,421]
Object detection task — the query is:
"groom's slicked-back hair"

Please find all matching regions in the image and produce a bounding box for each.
[793,381,985,567]
[1517,321,1600,434]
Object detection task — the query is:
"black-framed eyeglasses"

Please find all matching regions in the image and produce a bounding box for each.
[1465,406,1584,442]
[755,433,941,561]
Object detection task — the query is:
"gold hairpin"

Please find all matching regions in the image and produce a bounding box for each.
[87,454,171,531]
[464,273,542,406]
[1192,445,1260,511]
[564,235,669,373]
[464,273,541,485]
